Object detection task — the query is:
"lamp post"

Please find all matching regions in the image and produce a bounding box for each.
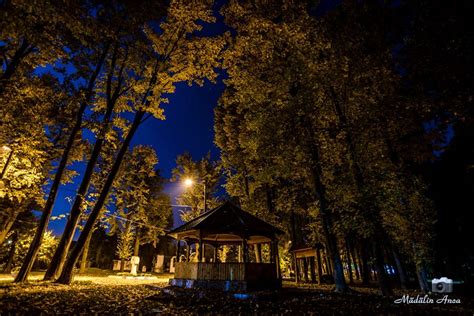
[183,178,207,212]
[1,146,13,179]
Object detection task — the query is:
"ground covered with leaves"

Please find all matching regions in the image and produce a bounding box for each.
[0,277,472,315]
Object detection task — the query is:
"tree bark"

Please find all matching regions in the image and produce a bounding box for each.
[316,247,323,284]
[56,111,145,284]
[133,229,140,257]
[360,242,370,285]
[120,258,125,272]
[345,237,354,284]
[350,242,361,280]
[95,243,103,269]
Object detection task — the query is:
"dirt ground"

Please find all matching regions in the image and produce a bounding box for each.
[0,272,472,315]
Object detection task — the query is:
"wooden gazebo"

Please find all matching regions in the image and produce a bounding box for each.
[167,201,283,291]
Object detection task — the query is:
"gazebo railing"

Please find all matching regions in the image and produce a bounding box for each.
[174,262,276,281]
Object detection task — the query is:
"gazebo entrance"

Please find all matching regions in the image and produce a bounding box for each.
[168,201,283,291]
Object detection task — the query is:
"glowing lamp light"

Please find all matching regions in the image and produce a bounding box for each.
[183,178,194,188]
[1,145,11,152]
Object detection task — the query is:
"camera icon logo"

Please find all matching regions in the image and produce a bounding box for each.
[432,277,453,293]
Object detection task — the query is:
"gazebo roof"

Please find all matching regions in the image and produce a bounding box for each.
[167,201,284,243]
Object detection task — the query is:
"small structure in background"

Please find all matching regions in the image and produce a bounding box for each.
[291,243,334,284]
[154,255,165,273]
[130,256,140,275]
[168,201,283,291]
[169,256,176,273]
[112,260,131,271]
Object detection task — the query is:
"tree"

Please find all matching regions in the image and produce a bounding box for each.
[172,152,221,221]
[218,0,440,294]
[42,0,167,281]
[110,146,160,262]
[0,210,58,273]
[116,224,134,272]
[218,0,349,293]
[0,0,84,96]
[56,0,226,282]
[110,152,172,270]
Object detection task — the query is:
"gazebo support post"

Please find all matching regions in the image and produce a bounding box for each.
[310,256,317,283]
[198,237,203,262]
[294,253,300,283]
[242,239,248,263]
[254,244,262,263]
[303,257,309,282]
[213,245,218,263]
[176,239,181,262]
[269,241,274,263]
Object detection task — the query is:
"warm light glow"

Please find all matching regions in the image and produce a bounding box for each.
[1,145,11,152]
[183,178,194,187]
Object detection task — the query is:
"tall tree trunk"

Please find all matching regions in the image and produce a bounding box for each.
[316,247,323,284]
[56,111,145,284]
[0,216,17,245]
[289,209,297,244]
[350,242,361,280]
[359,242,370,285]
[416,263,430,293]
[79,232,93,273]
[330,86,392,295]
[345,237,354,284]
[15,116,82,282]
[392,247,408,289]
[95,243,103,269]
[2,232,17,273]
[373,241,393,296]
[133,229,140,257]
[43,45,113,281]
[297,113,348,292]
[55,55,157,285]
[14,45,109,283]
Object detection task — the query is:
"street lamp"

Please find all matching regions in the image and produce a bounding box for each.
[183,177,207,212]
[1,146,13,179]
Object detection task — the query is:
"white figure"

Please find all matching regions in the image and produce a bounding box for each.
[130,256,140,275]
